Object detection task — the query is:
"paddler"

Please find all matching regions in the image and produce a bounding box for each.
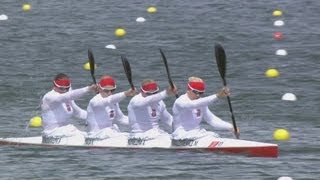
[41,73,97,143]
[172,77,236,140]
[127,79,178,141]
[85,75,136,140]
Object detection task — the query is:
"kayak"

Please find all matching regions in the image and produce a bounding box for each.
[0,135,278,158]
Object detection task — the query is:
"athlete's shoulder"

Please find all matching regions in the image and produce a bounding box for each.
[131,93,143,101]
[176,94,188,102]
[43,90,58,99]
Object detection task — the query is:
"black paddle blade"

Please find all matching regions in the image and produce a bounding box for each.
[159,49,173,87]
[88,48,96,84]
[121,56,134,90]
[159,48,179,98]
[214,43,227,86]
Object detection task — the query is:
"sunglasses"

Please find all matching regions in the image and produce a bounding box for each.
[103,89,115,93]
[192,90,204,95]
[145,90,159,95]
[58,87,70,91]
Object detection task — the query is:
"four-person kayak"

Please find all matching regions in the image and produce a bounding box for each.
[0,135,278,158]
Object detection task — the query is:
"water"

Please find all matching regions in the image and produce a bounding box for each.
[0,0,319,179]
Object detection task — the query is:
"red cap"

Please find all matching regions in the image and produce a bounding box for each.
[99,77,116,90]
[53,79,71,88]
[141,82,159,93]
[188,81,205,92]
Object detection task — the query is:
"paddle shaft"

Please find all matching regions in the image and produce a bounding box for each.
[223,79,239,139]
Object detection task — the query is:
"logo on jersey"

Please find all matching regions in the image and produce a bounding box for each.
[151,108,157,117]
[66,103,71,112]
[196,109,201,117]
[109,110,115,118]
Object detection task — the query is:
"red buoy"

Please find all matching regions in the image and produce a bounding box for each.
[273,32,284,39]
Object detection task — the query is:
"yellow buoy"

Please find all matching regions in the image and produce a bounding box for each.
[29,116,42,127]
[265,68,280,78]
[22,4,32,11]
[147,6,157,13]
[272,10,283,17]
[83,62,97,71]
[114,28,126,37]
[273,128,290,140]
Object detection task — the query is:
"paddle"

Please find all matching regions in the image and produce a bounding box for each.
[214,43,239,139]
[159,48,179,98]
[88,48,97,84]
[121,55,134,90]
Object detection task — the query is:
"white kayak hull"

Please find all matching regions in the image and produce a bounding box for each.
[0,136,278,158]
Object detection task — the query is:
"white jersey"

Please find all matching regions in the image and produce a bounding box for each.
[41,87,89,131]
[86,92,128,132]
[172,93,232,136]
[127,90,172,133]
